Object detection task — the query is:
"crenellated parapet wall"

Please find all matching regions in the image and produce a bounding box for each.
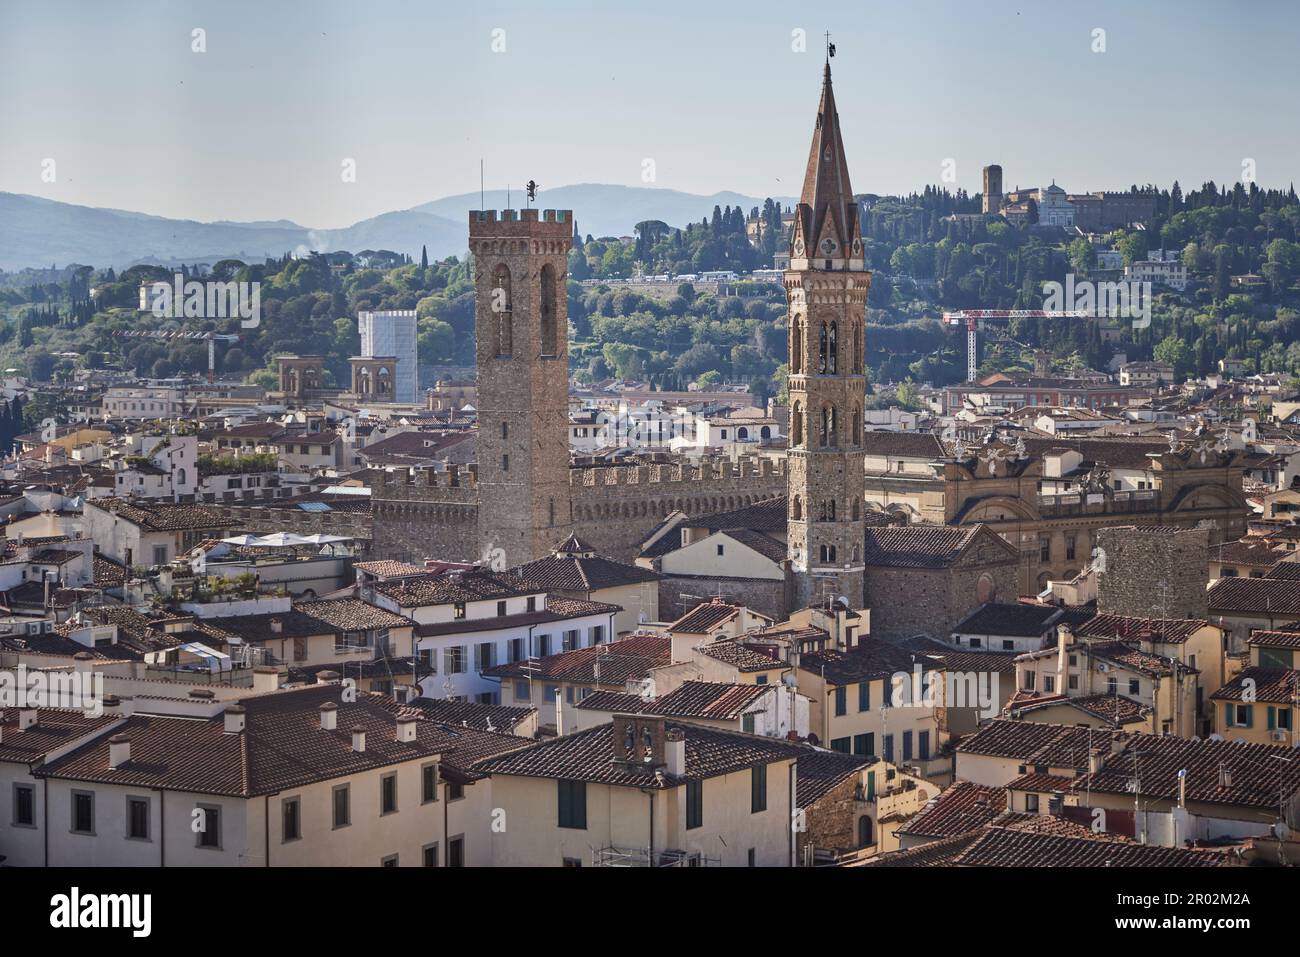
[369,455,787,564]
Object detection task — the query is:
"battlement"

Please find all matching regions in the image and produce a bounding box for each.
[570,455,784,493]
[373,464,480,502]
[469,208,573,239]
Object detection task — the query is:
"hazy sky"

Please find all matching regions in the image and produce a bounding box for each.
[2,0,1296,228]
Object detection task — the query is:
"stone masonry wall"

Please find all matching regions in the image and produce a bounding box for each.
[1096,524,1209,619]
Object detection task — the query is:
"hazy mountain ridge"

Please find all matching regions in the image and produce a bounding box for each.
[0,185,796,272]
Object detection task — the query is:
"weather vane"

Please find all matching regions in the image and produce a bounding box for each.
[825,31,835,61]
[525,179,539,206]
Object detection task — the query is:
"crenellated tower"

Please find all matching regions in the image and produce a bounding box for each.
[469,208,574,568]
[785,63,871,609]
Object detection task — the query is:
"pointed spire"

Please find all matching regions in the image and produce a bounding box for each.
[791,63,862,269]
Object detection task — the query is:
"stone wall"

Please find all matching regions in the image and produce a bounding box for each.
[864,554,1019,641]
[1096,524,1209,619]
[369,456,787,567]
[657,574,789,623]
[799,772,861,861]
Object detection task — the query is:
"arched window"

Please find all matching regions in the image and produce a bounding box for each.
[791,318,803,373]
[855,324,864,374]
[493,264,513,357]
[540,263,558,356]
[852,498,860,521]
[738,427,748,440]
[818,322,828,374]
[819,544,838,563]
[501,421,508,439]
[852,407,862,447]
[761,425,771,440]
[176,468,186,487]
[828,322,838,374]
[792,495,803,520]
[858,815,873,848]
[791,401,803,447]
[820,405,837,447]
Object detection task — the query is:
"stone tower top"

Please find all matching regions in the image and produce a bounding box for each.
[790,64,863,271]
[469,208,573,238]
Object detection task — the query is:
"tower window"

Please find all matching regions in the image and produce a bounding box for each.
[502,454,509,472]
[540,263,559,356]
[501,421,508,439]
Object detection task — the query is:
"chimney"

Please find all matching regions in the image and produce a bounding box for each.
[316,670,341,685]
[555,689,565,736]
[665,728,686,777]
[223,705,246,734]
[73,651,95,673]
[270,617,283,635]
[252,666,279,694]
[1218,764,1232,789]
[18,708,37,731]
[108,734,131,769]
[188,688,215,701]
[351,726,366,753]
[1087,749,1101,775]
[320,701,338,731]
[1055,625,1069,692]
[396,715,418,743]
[101,694,122,717]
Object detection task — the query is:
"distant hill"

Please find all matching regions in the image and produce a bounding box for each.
[0,185,795,272]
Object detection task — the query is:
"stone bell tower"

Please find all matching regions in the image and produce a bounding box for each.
[785,63,871,610]
[469,207,574,568]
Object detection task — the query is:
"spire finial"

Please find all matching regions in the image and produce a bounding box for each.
[824,31,835,66]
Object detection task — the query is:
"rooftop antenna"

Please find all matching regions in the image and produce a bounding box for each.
[480,159,484,211]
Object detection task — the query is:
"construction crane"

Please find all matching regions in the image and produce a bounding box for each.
[117,329,241,383]
[942,310,1092,382]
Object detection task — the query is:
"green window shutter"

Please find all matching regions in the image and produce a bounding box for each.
[1225,703,1233,727]
[1268,706,1276,731]
[1243,704,1253,728]
[866,770,875,802]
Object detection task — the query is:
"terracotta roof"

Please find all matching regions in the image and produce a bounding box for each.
[1012,692,1152,726]
[375,568,546,607]
[863,524,1013,569]
[1209,666,1300,705]
[860,431,947,459]
[0,708,121,765]
[795,749,873,808]
[88,498,232,532]
[574,690,645,712]
[1074,613,1211,645]
[719,528,787,563]
[954,602,1072,638]
[1073,732,1300,810]
[507,553,660,592]
[1086,641,1194,678]
[1209,577,1300,615]
[950,826,1227,867]
[799,642,924,686]
[1248,627,1300,649]
[957,719,1118,772]
[353,559,428,579]
[36,686,452,797]
[640,680,770,720]
[668,600,745,634]
[1211,539,1288,568]
[860,831,980,866]
[679,496,786,533]
[898,781,1008,839]
[485,633,670,684]
[294,598,415,632]
[406,697,536,733]
[700,639,785,672]
[471,719,803,788]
